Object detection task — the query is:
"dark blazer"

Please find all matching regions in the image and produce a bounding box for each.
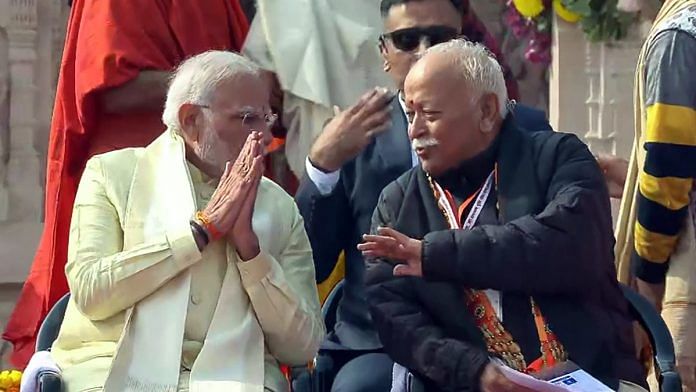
[295,98,552,350]
[365,120,645,390]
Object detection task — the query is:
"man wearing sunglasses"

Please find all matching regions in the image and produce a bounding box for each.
[380,25,460,52]
[295,1,553,391]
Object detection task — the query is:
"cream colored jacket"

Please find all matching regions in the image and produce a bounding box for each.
[51,131,324,392]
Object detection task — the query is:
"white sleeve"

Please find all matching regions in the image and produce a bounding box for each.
[305,157,341,195]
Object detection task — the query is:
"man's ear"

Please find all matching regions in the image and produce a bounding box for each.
[178,103,202,143]
[383,60,392,72]
[379,40,392,72]
[479,93,500,134]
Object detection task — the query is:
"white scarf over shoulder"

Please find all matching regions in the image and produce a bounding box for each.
[103,130,265,392]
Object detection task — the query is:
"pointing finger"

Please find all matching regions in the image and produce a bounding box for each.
[376,227,410,242]
[357,241,387,252]
[362,234,399,247]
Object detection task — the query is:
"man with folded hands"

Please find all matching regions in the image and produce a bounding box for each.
[50,50,324,392]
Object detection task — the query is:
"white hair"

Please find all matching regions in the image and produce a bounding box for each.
[423,39,509,118]
[162,50,261,132]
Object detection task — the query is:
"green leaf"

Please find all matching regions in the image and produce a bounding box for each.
[588,26,602,42]
[506,0,638,48]
[563,0,592,16]
[581,13,600,30]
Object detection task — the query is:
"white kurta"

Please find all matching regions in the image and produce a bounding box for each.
[51,131,325,392]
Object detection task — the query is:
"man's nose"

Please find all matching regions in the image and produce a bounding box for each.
[414,38,431,58]
[408,114,426,140]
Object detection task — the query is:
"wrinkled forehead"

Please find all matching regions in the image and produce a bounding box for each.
[404,74,442,109]
[208,73,270,110]
[404,56,468,106]
[384,0,462,32]
[404,63,426,101]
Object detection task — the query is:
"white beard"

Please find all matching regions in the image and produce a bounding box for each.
[196,125,231,174]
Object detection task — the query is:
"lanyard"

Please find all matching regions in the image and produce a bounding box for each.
[432,170,495,230]
[428,166,568,372]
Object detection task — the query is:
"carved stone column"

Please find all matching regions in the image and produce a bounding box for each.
[0,27,8,222]
[549,15,647,222]
[550,15,649,156]
[0,0,67,282]
[6,0,41,222]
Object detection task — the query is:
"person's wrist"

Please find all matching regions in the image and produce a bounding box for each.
[190,220,209,251]
[479,362,507,391]
[237,241,260,261]
[234,233,260,261]
[195,210,223,241]
[479,363,494,390]
[309,145,341,173]
[309,154,339,173]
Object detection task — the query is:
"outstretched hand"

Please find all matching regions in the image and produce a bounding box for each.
[358,227,423,277]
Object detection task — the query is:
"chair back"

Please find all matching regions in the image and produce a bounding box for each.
[620,284,682,392]
[35,293,71,352]
[322,280,344,333]
[405,286,682,392]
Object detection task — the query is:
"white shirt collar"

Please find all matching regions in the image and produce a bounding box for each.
[397,90,407,118]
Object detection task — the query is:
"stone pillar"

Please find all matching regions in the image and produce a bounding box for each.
[550,15,646,157]
[549,14,647,222]
[6,0,41,223]
[0,0,68,283]
[0,27,8,221]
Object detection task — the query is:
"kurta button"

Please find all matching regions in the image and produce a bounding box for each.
[190,294,200,305]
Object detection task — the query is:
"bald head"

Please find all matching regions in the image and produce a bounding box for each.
[403,39,507,176]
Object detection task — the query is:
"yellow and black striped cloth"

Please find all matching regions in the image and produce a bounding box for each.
[633,25,696,283]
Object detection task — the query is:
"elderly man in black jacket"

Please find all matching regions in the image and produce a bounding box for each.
[293,1,553,390]
[359,40,647,391]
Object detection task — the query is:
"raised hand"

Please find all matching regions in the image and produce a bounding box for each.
[197,132,264,242]
[308,87,394,172]
[228,140,265,261]
[358,227,423,277]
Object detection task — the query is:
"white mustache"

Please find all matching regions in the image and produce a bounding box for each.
[411,138,439,149]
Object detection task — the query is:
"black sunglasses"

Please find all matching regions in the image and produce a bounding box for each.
[380,26,460,52]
